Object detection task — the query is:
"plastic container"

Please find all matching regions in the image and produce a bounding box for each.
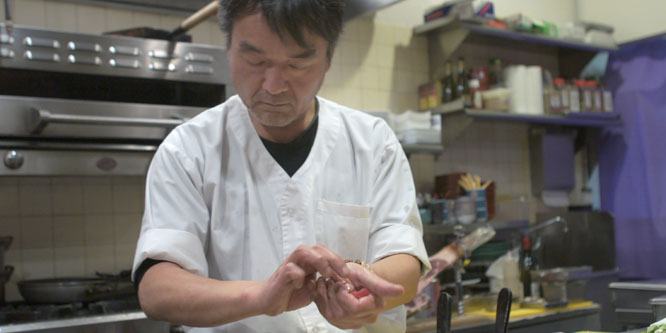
[554,77,568,113]
[569,80,582,112]
[589,80,603,112]
[502,251,524,301]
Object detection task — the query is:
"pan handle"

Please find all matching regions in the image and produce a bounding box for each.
[170,1,219,38]
[29,108,187,134]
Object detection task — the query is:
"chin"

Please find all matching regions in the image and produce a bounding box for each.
[250,110,297,128]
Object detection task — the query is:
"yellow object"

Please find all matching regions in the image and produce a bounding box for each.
[468,301,596,319]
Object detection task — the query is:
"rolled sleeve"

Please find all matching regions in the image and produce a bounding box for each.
[132,133,211,281]
[367,129,431,277]
[133,228,208,277]
[368,209,431,278]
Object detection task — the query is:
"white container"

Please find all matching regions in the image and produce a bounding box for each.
[502,251,524,301]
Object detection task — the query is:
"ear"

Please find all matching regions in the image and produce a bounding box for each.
[326,49,335,72]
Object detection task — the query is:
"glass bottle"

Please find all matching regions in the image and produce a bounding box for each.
[488,58,503,88]
[455,57,470,106]
[441,61,455,103]
[554,78,569,113]
[520,236,539,298]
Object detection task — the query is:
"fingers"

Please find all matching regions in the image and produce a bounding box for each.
[289,245,350,283]
[283,262,306,289]
[335,284,384,316]
[349,267,404,299]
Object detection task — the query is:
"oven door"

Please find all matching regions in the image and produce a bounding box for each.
[0,95,206,176]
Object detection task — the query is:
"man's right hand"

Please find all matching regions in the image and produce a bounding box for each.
[255,245,351,316]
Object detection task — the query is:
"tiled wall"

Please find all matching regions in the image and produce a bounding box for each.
[1,0,537,301]
[0,177,144,301]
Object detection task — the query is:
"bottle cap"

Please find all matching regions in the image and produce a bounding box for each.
[522,236,531,251]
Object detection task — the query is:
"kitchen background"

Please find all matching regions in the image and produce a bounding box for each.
[0,0,665,307]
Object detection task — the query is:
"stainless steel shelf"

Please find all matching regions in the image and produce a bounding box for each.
[426,99,621,147]
[414,18,617,52]
[401,143,444,155]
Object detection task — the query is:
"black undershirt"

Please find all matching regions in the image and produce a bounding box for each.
[134,100,319,289]
[260,102,319,177]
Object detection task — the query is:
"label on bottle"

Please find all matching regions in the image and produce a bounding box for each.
[569,89,580,112]
[550,93,561,113]
[603,91,614,112]
[560,90,570,110]
[583,90,593,112]
[530,282,541,298]
[593,91,603,112]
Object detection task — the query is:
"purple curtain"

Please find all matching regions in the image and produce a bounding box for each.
[600,34,666,279]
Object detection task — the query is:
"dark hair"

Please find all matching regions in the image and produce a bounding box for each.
[218,0,345,59]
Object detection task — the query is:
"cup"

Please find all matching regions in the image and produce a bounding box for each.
[454,196,476,224]
[429,199,453,224]
[468,189,488,222]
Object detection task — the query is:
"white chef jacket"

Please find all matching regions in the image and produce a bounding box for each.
[133,95,431,333]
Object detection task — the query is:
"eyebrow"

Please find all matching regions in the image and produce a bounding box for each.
[239,41,316,59]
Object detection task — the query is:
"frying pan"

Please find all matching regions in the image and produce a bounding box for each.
[105,0,220,42]
[18,271,135,304]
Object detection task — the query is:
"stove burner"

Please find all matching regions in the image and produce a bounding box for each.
[0,296,141,325]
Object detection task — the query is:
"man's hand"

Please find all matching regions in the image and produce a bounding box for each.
[256,245,351,316]
[313,262,404,329]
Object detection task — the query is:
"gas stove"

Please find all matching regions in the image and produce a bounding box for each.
[0,296,177,333]
[0,297,141,325]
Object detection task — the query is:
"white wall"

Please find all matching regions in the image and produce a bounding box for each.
[577,0,666,43]
[374,0,577,27]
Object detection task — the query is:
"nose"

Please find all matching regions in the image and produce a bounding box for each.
[262,66,289,95]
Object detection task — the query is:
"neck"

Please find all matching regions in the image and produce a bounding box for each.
[252,100,316,143]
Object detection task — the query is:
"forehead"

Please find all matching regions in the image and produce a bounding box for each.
[231,11,328,54]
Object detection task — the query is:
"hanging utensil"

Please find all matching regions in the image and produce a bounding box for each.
[3,0,12,34]
[105,1,220,42]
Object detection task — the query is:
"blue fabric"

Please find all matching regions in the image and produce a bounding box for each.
[600,35,666,279]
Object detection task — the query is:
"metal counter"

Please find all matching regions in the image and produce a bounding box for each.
[0,311,172,333]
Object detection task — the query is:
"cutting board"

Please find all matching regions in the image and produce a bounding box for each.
[407,314,493,332]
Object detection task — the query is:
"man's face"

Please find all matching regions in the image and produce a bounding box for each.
[227,11,331,129]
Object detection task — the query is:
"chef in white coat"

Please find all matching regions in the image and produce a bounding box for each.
[133,0,430,332]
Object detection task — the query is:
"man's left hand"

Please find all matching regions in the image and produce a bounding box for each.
[313,262,404,329]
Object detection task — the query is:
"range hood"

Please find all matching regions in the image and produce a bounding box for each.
[53,0,404,21]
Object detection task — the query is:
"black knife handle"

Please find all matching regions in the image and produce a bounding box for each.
[437,291,453,333]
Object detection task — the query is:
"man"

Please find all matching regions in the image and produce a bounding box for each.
[132,0,430,332]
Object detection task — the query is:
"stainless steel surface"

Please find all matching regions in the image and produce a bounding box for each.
[0,22,227,177]
[526,216,568,235]
[55,0,405,21]
[0,24,232,87]
[0,95,201,140]
[29,109,186,134]
[0,149,154,176]
[611,280,666,326]
[651,295,666,321]
[3,150,22,169]
[0,311,158,332]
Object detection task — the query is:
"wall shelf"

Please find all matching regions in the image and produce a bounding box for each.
[427,99,620,147]
[401,143,444,155]
[414,17,617,81]
[414,17,617,53]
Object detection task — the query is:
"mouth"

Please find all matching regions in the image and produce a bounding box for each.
[257,101,290,108]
